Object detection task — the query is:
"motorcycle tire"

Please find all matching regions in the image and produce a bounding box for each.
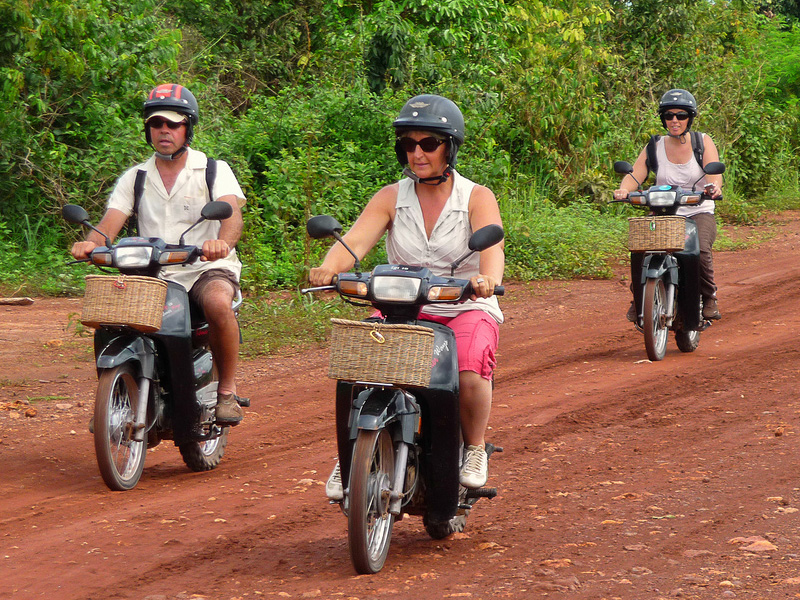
[348,428,395,574]
[643,278,668,361]
[94,364,146,491]
[179,429,229,471]
[675,328,700,353]
[178,365,229,471]
[424,513,467,540]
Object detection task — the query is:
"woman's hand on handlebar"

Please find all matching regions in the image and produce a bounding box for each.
[309,266,337,287]
[470,274,500,301]
[612,189,630,201]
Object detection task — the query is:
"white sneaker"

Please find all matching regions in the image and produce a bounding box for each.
[325,461,343,500]
[460,445,488,489]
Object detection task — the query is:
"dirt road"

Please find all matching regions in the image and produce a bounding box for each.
[3,213,800,600]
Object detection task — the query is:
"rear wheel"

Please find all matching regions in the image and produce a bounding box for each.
[178,364,228,471]
[424,513,466,539]
[94,364,146,491]
[675,328,701,353]
[179,429,229,471]
[643,278,668,361]
[348,428,395,574]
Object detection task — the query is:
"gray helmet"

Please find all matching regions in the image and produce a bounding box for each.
[658,88,697,130]
[143,84,199,150]
[392,94,465,168]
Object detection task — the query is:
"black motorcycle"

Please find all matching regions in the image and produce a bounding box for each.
[613,160,725,361]
[62,202,241,491]
[302,215,504,574]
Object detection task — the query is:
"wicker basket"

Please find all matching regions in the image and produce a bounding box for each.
[328,318,435,387]
[81,275,168,332]
[628,216,686,252]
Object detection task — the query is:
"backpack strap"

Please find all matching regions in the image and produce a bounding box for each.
[127,169,147,237]
[645,135,660,181]
[126,158,217,237]
[690,130,705,167]
[205,157,217,203]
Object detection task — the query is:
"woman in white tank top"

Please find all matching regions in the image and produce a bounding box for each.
[612,89,723,321]
[310,94,504,492]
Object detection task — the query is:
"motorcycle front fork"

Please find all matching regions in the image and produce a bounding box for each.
[388,441,410,516]
[132,377,151,443]
[663,281,677,327]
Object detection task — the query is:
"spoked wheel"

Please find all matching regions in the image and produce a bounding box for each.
[643,278,668,361]
[179,429,229,471]
[424,513,467,539]
[348,428,395,574]
[675,328,701,353]
[94,364,146,491]
[179,365,228,471]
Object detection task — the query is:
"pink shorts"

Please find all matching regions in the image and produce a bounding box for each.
[421,311,499,381]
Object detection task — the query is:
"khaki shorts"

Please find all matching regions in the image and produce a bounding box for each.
[189,269,240,308]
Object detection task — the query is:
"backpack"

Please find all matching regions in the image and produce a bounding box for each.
[645,131,704,181]
[126,157,217,237]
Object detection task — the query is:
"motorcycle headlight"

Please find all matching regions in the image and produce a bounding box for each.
[114,246,153,268]
[648,191,678,206]
[372,276,421,302]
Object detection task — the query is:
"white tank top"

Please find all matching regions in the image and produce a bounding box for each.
[654,136,714,217]
[386,170,503,323]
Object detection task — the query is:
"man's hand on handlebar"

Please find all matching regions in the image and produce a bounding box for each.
[71,240,98,260]
[613,189,630,201]
[201,239,231,261]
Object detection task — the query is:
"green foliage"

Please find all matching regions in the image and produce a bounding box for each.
[2,0,800,305]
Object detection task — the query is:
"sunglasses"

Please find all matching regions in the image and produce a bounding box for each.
[397,136,446,153]
[663,111,690,121]
[148,118,186,129]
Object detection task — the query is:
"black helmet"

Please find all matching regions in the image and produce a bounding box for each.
[392,94,465,168]
[143,84,199,150]
[658,88,697,131]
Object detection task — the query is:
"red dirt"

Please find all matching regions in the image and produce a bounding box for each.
[3,213,800,600]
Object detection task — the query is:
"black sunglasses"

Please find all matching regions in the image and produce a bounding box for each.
[148,118,186,129]
[663,111,690,121]
[397,136,446,153]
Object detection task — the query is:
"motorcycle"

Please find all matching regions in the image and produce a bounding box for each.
[612,160,725,361]
[302,215,505,574]
[62,202,243,491]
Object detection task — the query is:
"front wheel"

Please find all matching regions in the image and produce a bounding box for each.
[94,364,146,491]
[348,428,395,574]
[643,278,668,361]
[675,328,701,353]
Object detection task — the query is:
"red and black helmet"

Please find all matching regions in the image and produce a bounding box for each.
[143,84,199,150]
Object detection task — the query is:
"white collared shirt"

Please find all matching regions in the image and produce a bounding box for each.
[107,147,245,291]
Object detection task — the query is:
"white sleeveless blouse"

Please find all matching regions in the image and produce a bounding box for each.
[654,136,714,217]
[386,170,503,323]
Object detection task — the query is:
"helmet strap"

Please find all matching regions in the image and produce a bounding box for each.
[153,145,188,161]
[402,165,452,186]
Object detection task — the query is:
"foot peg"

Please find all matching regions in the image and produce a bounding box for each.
[465,487,498,500]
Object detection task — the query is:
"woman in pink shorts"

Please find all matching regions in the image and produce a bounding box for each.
[309,94,504,493]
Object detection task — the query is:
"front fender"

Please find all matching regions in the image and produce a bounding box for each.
[642,253,679,286]
[96,334,156,377]
[351,388,419,443]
